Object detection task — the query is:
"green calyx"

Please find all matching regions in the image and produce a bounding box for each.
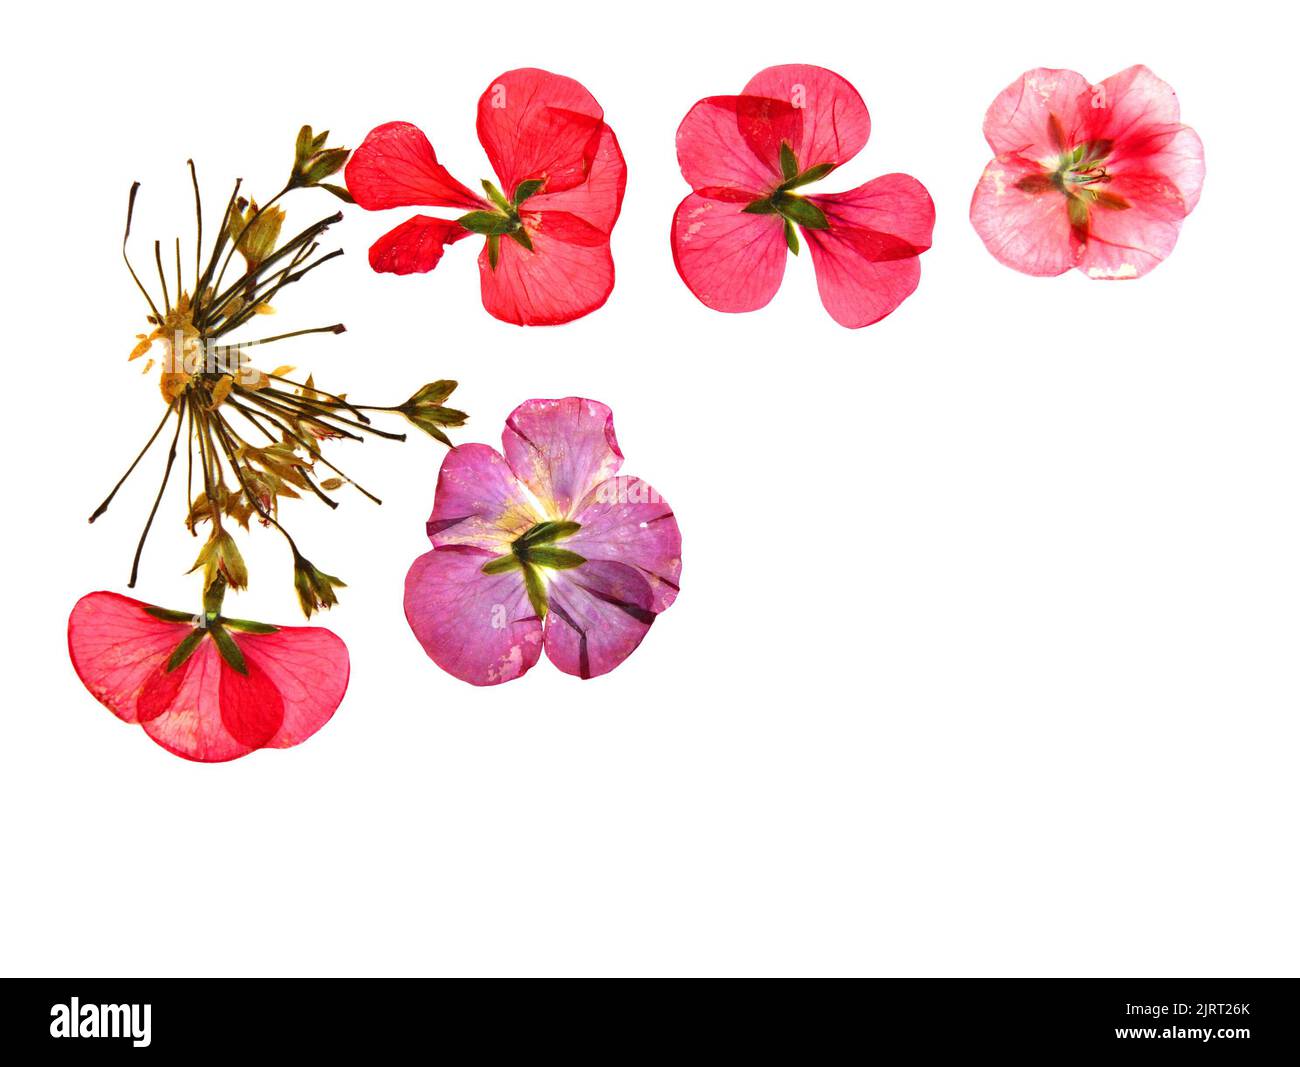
[458,178,544,269]
[480,519,585,620]
[742,141,833,255]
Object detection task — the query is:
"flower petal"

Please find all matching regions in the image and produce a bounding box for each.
[544,560,658,679]
[982,68,1095,162]
[404,545,543,686]
[476,68,605,198]
[1077,170,1188,279]
[502,397,623,519]
[68,591,195,725]
[345,121,485,211]
[238,626,349,750]
[519,123,626,235]
[970,155,1081,276]
[742,64,871,170]
[426,443,539,550]
[804,174,934,328]
[670,192,788,313]
[675,95,798,197]
[1092,65,1205,212]
[368,215,473,275]
[477,213,614,326]
[217,654,285,750]
[570,477,682,614]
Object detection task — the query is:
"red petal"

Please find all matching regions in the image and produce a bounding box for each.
[742,64,871,170]
[1077,170,1188,279]
[670,192,788,313]
[368,215,472,275]
[519,123,626,235]
[477,68,605,198]
[345,121,485,211]
[969,155,1081,276]
[675,95,798,197]
[237,626,349,750]
[804,174,934,328]
[982,68,1094,162]
[477,213,614,326]
[218,653,284,749]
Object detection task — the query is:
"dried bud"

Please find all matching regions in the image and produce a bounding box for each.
[292,551,346,617]
[190,528,249,593]
[399,380,467,444]
[229,198,286,271]
[290,125,354,202]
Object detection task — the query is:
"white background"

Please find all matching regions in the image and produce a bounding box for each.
[2,1,1295,977]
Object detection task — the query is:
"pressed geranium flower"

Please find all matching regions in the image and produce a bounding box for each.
[346,68,626,326]
[970,65,1205,278]
[405,398,681,684]
[671,64,934,328]
[68,591,348,762]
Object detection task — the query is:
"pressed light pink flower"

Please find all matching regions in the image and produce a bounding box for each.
[970,65,1205,278]
[671,64,934,328]
[68,591,348,762]
[404,398,682,684]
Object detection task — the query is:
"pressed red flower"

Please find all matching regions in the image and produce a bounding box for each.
[346,68,626,326]
[671,64,934,328]
[68,591,348,762]
[970,66,1205,278]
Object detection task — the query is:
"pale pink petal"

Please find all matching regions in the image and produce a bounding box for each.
[970,155,1081,276]
[544,560,657,680]
[570,477,682,614]
[742,64,871,170]
[368,215,473,275]
[404,546,543,686]
[675,96,797,198]
[670,192,788,313]
[426,443,539,550]
[804,174,934,328]
[983,68,1095,162]
[1076,171,1188,279]
[477,68,604,197]
[477,213,614,326]
[502,397,624,519]
[520,123,626,234]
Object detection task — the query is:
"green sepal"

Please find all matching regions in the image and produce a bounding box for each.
[522,564,548,621]
[783,217,800,256]
[487,235,500,270]
[209,624,248,675]
[458,211,516,236]
[222,617,280,634]
[517,520,581,547]
[527,547,586,570]
[408,380,458,406]
[165,628,208,673]
[778,196,829,230]
[403,412,452,445]
[513,178,545,205]
[742,199,780,215]
[1067,195,1090,243]
[508,228,534,252]
[1087,189,1131,211]
[779,141,799,182]
[146,606,200,625]
[781,162,836,190]
[318,183,355,204]
[481,180,511,213]
[482,554,523,575]
[302,148,349,185]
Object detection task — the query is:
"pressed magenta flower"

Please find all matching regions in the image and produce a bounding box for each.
[405,398,682,684]
[671,64,934,328]
[970,65,1205,278]
[346,68,626,326]
[68,592,348,763]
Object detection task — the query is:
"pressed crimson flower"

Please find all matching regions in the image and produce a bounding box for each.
[405,398,681,684]
[671,64,934,328]
[970,66,1205,278]
[346,68,626,326]
[68,591,348,762]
